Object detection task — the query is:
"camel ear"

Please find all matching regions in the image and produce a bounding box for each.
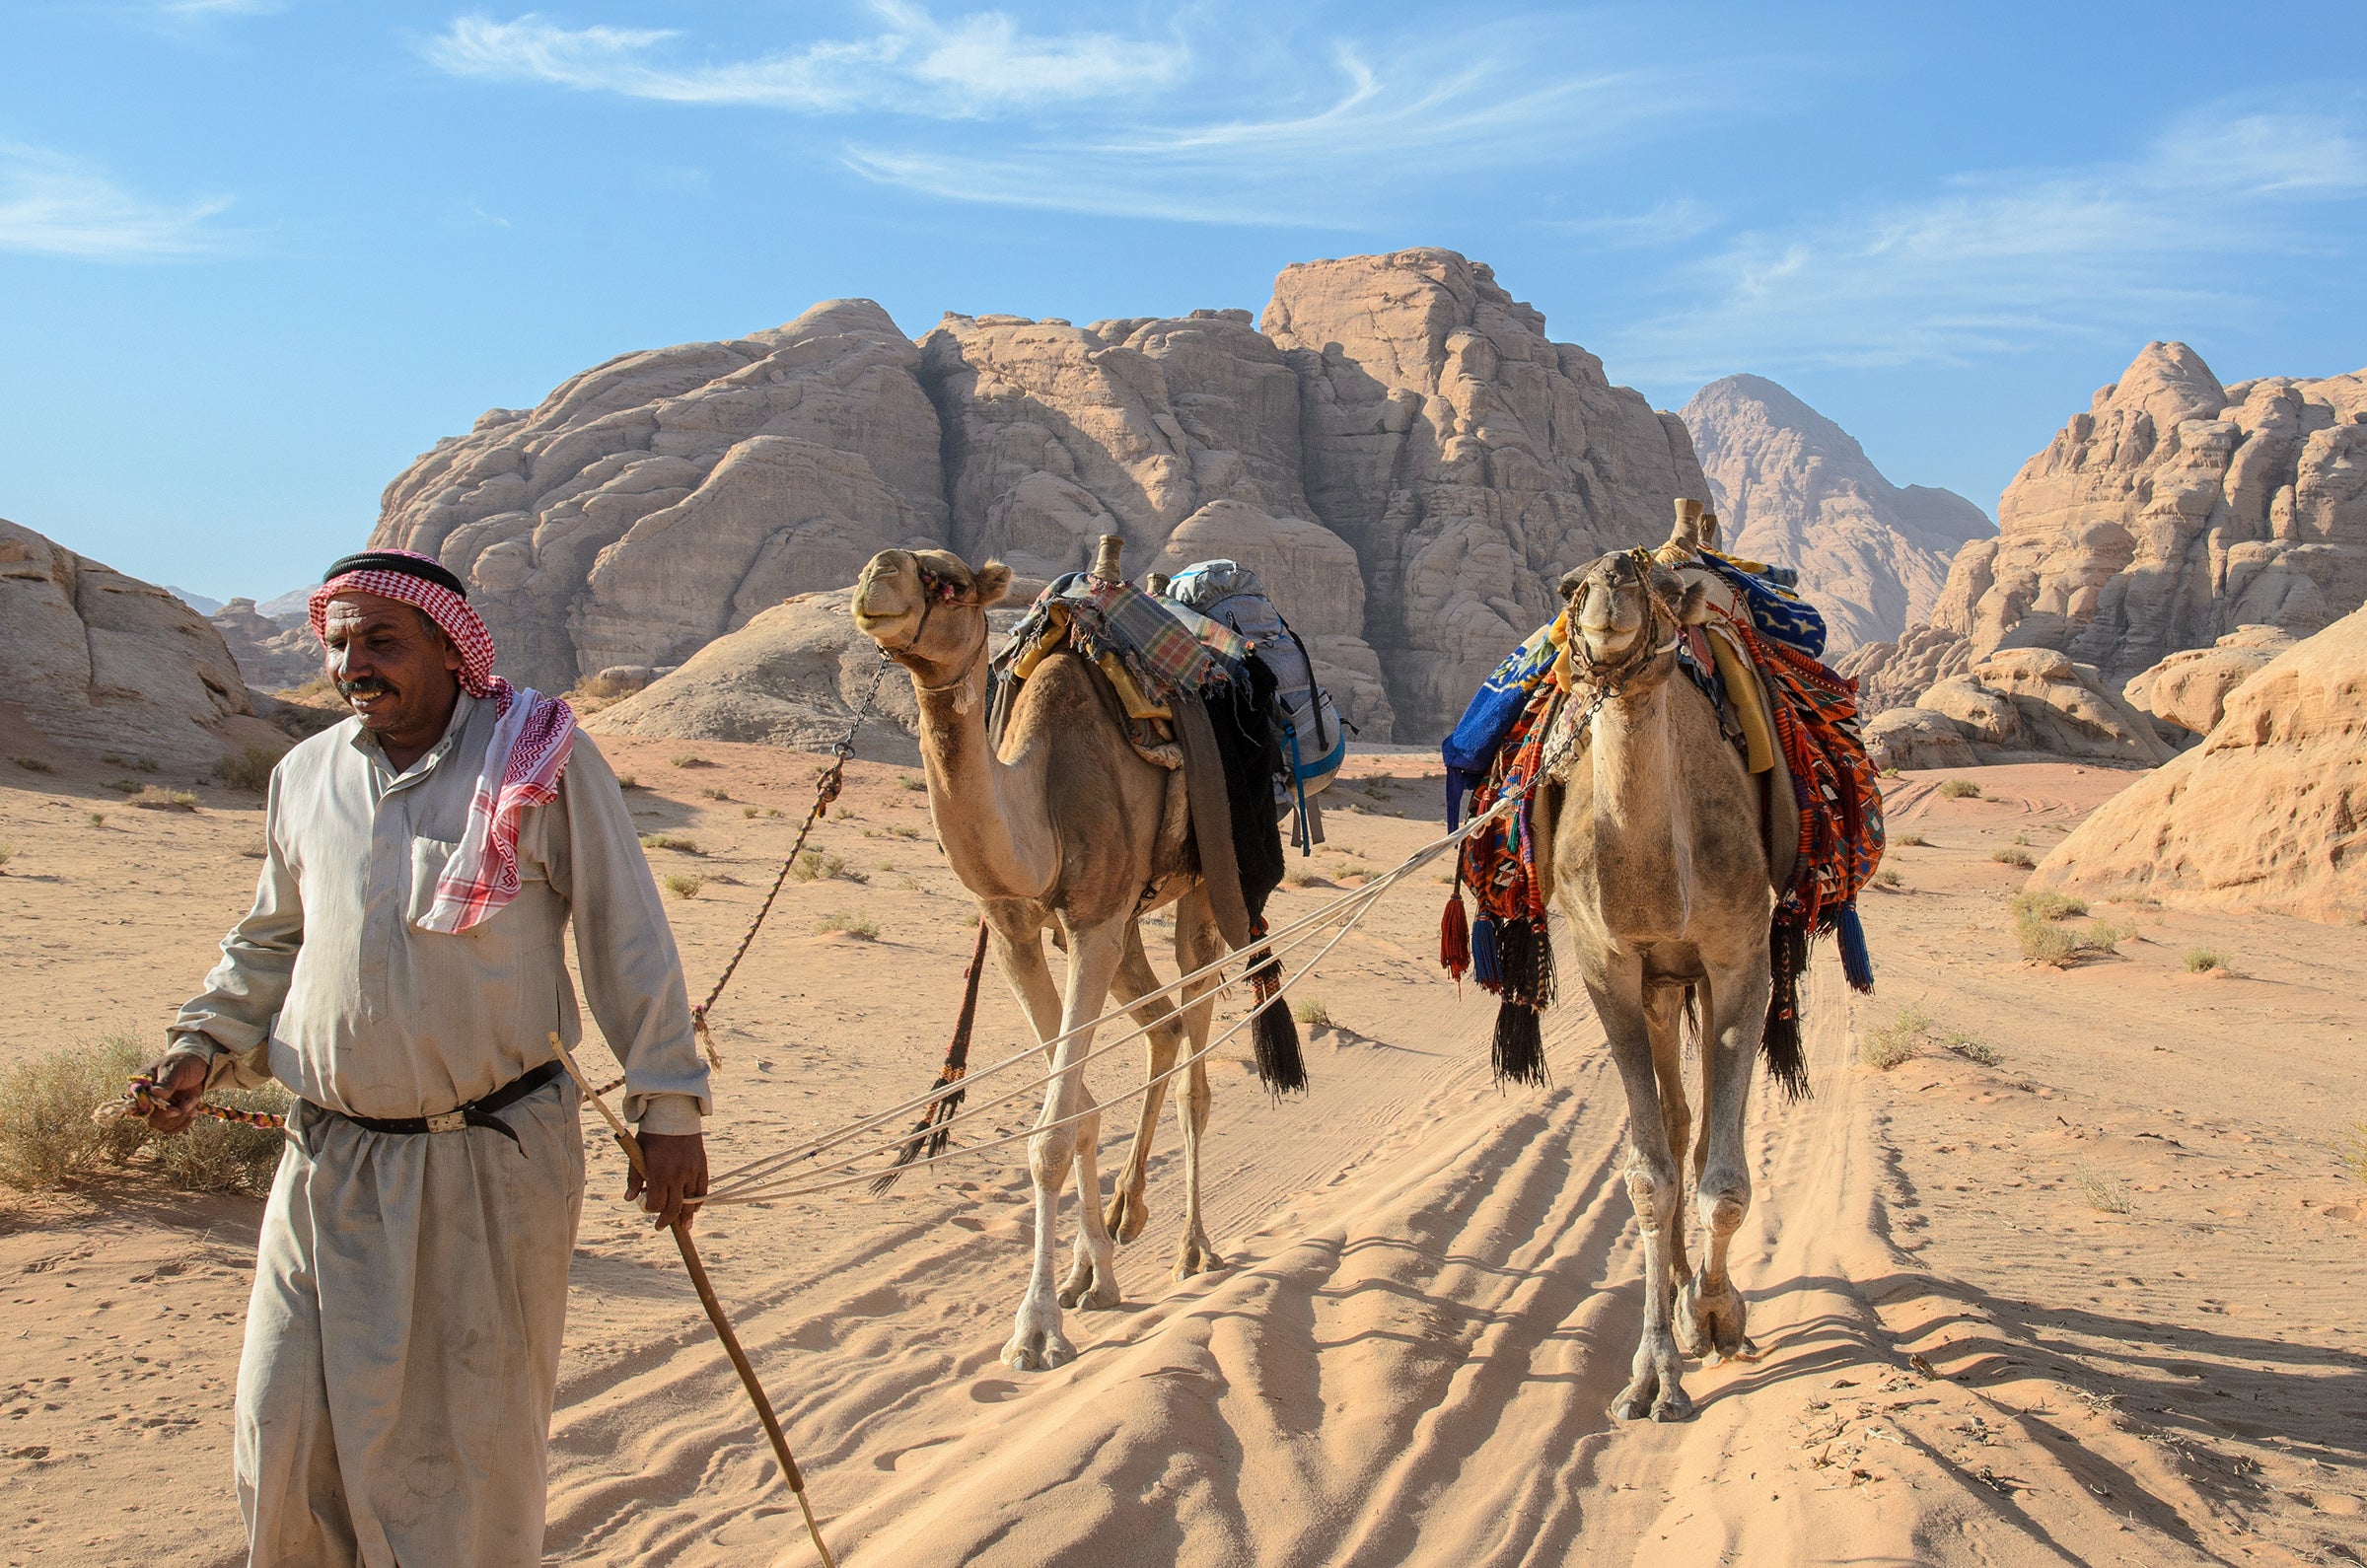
[1556,566,1589,602]
[1677,581,1712,626]
[972,560,1014,607]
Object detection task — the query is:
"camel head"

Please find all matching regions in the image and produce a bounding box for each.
[851,548,1014,677]
[1559,549,1710,681]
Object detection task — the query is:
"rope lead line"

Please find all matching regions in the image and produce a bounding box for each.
[550,1033,837,1568]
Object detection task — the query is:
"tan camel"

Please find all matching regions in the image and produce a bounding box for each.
[1537,526,1791,1422]
[850,545,1231,1372]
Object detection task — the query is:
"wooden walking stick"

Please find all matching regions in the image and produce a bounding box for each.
[548,1035,838,1568]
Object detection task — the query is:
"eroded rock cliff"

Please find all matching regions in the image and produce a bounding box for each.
[1681,375,1992,653]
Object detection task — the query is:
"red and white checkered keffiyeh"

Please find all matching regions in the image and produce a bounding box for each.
[311,551,576,933]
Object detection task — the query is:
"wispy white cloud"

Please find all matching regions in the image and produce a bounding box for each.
[423,4,1187,116]
[1606,108,2367,379]
[0,143,230,259]
[1539,197,1719,249]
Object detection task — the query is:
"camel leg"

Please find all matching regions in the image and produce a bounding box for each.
[1035,915,1124,1325]
[1644,979,1694,1303]
[1106,922,1185,1246]
[984,913,1093,1371]
[1678,958,1770,1364]
[1586,954,1692,1422]
[1001,914,1124,1312]
[1169,888,1226,1281]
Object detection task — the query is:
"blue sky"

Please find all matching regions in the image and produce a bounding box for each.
[5,1,2364,603]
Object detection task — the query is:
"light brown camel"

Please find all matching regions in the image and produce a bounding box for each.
[1536,528,1793,1422]
[850,544,1231,1372]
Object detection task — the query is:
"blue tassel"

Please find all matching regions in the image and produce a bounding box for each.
[1472,915,1503,990]
[1836,901,1874,993]
[1445,766,1470,831]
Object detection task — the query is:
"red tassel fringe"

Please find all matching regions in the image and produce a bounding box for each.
[1440,892,1471,981]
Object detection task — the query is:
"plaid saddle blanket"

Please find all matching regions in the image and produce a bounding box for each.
[996,572,1250,702]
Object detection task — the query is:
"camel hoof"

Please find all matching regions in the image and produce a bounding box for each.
[1173,1240,1226,1281]
[1105,1186,1150,1245]
[1057,1257,1122,1312]
[1651,1386,1695,1422]
[1001,1328,1076,1373]
[1611,1375,1658,1422]
[1680,1278,1751,1363]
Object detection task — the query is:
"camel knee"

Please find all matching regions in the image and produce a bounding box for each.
[1696,1174,1751,1237]
[1623,1158,1682,1232]
[1030,1124,1078,1183]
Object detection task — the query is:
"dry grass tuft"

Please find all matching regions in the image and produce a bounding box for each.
[14,755,53,774]
[1293,997,1335,1029]
[1946,1034,2004,1067]
[86,812,107,828]
[1938,779,1981,799]
[792,849,860,883]
[661,873,703,899]
[1861,1004,1930,1069]
[2335,1122,2367,1184]
[130,786,199,812]
[616,773,642,790]
[2011,891,2087,921]
[699,786,730,802]
[1893,830,1926,847]
[668,753,712,769]
[0,842,13,874]
[815,911,880,940]
[742,805,758,819]
[1873,867,1904,891]
[215,744,284,792]
[1281,867,1323,888]
[2074,1166,2132,1215]
[100,752,159,773]
[639,833,701,855]
[1878,765,1901,779]
[0,1036,289,1196]
[1991,846,2037,869]
[900,775,928,792]
[2184,947,2227,974]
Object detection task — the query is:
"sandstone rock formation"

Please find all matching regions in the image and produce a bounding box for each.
[1261,250,1704,733]
[210,598,321,691]
[373,298,952,692]
[1914,648,2174,767]
[0,517,284,769]
[1933,343,2367,682]
[2034,604,2367,923]
[1863,707,1978,772]
[371,250,1711,741]
[1681,375,1993,652]
[1834,625,1973,714]
[2121,624,2294,741]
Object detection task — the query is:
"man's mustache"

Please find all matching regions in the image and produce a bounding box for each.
[338,677,395,701]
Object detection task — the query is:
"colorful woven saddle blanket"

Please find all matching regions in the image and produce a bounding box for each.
[995,572,1251,714]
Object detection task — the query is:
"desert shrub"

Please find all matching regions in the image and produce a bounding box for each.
[1873,868,1904,891]
[1281,867,1322,888]
[1861,1004,1929,1069]
[2081,919,2126,956]
[1877,765,1901,779]
[1945,1033,2002,1066]
[100,753,160,773]
[2184,948,2226,973]
[215,744,284,792]
[742,806,758,819]
[0,1036,289,1197]
[2074,1166,2131,1215]
[0,843,12,873]
[700,786,730,802]
[639,833,701,855]
[1293,997,1334,1029]
[616,773,642,790]
[2015,914,2081,966]
[2010,891,2086,921]
[662,873,703,898]
[130,787,199,812]
[86,812,107,828]
[1991,846,2037,869]
[815,911,879,940]
[900,775,928,791]
[1939,779,1981,799]
[14,756,53,774]
[2335,1122,2367,1183]
[669,754,711,768]
[1894,830,1925,847]
[791,850,858,883]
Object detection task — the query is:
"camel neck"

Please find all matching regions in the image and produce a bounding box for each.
[1588,678,1691,899]
[911,651,1060,901]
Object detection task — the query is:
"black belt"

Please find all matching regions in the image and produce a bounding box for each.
[320,1059,566,1152]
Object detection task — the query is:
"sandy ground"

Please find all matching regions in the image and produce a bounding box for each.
[1,740,2362,1566]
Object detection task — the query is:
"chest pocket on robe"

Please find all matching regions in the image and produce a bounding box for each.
[405,835,463,928]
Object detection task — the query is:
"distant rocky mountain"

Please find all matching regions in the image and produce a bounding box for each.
[253,588,309,625]
[367,249,1714,741]
[0,517,285,769]
[1680,375,1992,654]
[209,598,321,691]
[1934,341,2367,682]
[167,585,223,615]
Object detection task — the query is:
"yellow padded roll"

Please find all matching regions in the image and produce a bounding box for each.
[1095,652,1173,721]
[1705,626,1777,774]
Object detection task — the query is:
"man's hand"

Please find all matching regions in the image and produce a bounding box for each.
[627,1132,708,1231]
[138,1054,211,1136]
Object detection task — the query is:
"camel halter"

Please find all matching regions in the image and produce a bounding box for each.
[1567,549,1682,692]
[879,565,991,690]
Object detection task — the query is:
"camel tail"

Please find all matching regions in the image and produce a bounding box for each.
[1246,949,1309,1095]
[872,918,991,1194]
[1759,912,1813,1102]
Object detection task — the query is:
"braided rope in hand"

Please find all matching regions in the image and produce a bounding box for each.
[93,1071,286,1130]
[686,656,893,1067]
